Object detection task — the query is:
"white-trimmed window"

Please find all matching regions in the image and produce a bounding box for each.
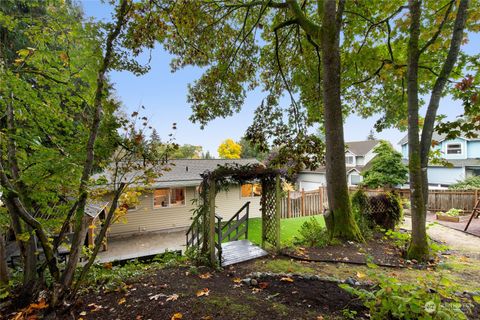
[446,143,462,155]
[153,188,186,208]
[241,183,262,198]
[345,155,355,165]
[350,174,362,185]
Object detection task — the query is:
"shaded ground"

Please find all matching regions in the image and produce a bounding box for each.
[283,233,406,267]
[53,266,366,320]
[426,212,480,237]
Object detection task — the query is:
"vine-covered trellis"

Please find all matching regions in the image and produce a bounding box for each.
[187,163,284,266]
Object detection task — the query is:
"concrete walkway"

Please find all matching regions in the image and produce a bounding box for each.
[402,217,480,257]
[96,229,186,263]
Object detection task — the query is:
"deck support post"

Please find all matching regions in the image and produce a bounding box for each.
[208,178,217,266]
[274,174,281,251]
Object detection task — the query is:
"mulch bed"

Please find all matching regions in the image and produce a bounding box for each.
[283,233,411,267]
[18,266,367,320]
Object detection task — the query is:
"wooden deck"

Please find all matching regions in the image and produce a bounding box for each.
[220,239,268,267]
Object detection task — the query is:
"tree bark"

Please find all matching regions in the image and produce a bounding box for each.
[0,229,10,285]
[72,183,125,294]
[320,0,362,241]
[419,0,469,210]
[406,0,429,261]
[61,0,130,289]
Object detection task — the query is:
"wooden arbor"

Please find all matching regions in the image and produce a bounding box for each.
[187,163,283,266]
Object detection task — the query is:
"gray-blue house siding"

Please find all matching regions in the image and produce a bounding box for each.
[399,132,480,187]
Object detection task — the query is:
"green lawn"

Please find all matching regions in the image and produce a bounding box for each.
[246,215,325,246]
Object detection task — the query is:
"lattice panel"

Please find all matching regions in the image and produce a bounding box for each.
[261,177,279,249]
[366,196,389,215]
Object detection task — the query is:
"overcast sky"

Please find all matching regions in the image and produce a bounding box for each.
[81,1,479,156]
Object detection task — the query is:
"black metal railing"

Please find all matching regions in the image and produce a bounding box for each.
[186,201,250,264]
[186,216,202,251]
[215,201,250,262]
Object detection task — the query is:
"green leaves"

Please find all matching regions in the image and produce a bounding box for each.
[361,141,408,188]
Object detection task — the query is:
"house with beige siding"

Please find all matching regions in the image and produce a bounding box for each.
[107,159,262,237]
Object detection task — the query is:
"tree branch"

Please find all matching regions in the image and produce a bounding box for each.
[419,0,454,55]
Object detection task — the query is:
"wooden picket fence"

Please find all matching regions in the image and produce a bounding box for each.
[280,187,480,218]
[280,188,327,219]
[349,187,479,213]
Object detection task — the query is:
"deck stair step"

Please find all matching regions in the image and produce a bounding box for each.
[220,239,268,266]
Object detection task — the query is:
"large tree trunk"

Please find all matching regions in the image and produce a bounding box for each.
[419,0,469,212]
[321,0,362,241]
[1,194,37,299]
[61,0,130,291]
[406,0,429,261]
[0,230,9,285]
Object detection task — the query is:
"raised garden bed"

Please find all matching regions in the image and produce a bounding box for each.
[436,214,461,223]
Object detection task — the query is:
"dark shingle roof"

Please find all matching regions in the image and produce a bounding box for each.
[95,159,260,188]
[345,140,380,156]
[155,159,260,184]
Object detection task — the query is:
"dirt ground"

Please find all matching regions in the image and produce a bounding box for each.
[283,232,407,267]
[4,229,480,320]
[52,266,366,320]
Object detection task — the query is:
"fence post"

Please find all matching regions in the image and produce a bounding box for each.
[301,189,305,217]
[287,190,291,218]
[319,187,323,214]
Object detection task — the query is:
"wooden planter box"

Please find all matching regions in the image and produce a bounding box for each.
[436,214,460,223]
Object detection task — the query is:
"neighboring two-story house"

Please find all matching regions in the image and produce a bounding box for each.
[399,132,480,187]
[296,140,381,191]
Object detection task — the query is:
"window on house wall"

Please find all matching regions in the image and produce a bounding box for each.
[241,183,262,197]
[350,174,362,185]
[446,143,462,154]
[153,188,185,208]
[345,155,354,165]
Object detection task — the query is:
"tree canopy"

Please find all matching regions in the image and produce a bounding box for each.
[361,141,408,189]
[218,139,242,159]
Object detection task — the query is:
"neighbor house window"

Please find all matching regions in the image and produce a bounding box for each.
[350,174,362,185]
[446,143,462,154]
[345,155,354,165]
[241,183,262,198]
[153,188,185,208]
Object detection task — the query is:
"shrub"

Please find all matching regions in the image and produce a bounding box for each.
[340,272,469,320]
[351,189,374,238]
[351,190,403,231]
[436,208,463,217]
[294,217,329,247]
[368,192,403,230]
[449,176,480,190]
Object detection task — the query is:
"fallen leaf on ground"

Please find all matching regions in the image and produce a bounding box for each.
[171,312,183,320]
[79,311,87,316]
[29,299,49,310]
[201,316,213,320]
[356,271,366,279]
[196,288,210,297]
[166,294,179,301]
[199,273,212,279]
[280,277,294,283]
[233,277,242,283]
[118,297,126,305]
[87,303,103,312]
[149,293,166,301]
[258,282,269,289]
